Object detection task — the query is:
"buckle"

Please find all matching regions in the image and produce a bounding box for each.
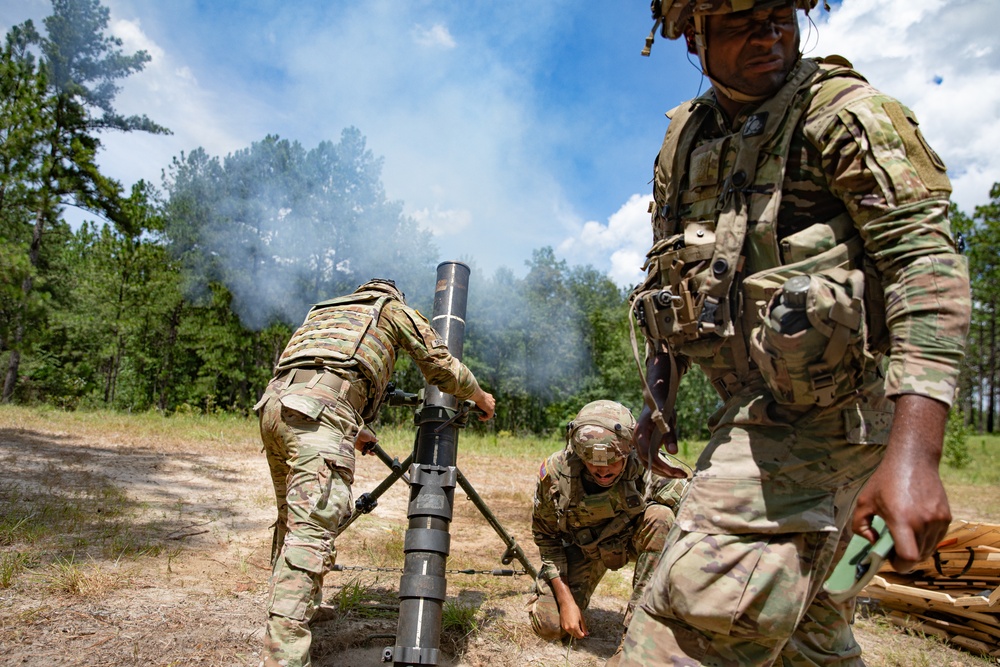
[711,372,740,400]
[809,368,836,406]
[711,377,731,400]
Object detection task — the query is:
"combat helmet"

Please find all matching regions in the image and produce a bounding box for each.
[644,0,818,46]
[641,0,822,103]
[566,400,637,467]
[355,278,405,301]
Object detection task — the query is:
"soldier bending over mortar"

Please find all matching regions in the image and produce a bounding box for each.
[255,278,495,667]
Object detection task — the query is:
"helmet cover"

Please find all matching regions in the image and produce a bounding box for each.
[653,0,817,40]
[355,278,405,301]
[567,400,637,467]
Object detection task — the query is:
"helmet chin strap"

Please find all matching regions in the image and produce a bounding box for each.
[693,14,771,105]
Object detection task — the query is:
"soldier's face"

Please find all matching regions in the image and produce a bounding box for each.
[583,458,626,487]
[703,3,800,100]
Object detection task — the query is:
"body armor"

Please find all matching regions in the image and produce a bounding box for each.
[549,453,647,570]
[632,57,887,406]
[276,289,398,419]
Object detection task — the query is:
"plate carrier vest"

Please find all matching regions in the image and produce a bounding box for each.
[630,57,889,418]
[276,289,398,420]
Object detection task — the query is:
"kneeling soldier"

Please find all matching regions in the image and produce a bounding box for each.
[527,400,686,641]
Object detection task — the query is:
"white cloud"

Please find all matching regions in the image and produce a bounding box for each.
[96,14,258,190]
[111,17,163,62]
[558,193,652,287]
[413,23,456,49]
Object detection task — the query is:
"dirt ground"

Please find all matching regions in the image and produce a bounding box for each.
[0,415,995,667]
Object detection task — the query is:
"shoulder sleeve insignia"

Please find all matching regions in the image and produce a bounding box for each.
[539,460,548,481]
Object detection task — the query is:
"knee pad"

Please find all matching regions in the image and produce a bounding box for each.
[527,593,565,641]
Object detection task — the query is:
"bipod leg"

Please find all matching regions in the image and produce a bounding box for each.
[366,440,414,481]
[455,468,538,579]
[339,438,416,533]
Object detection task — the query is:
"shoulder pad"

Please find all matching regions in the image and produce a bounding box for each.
[818,54,853,69]
[813,56,868,85]
[544,450,575,477]
[665,102,685,121]
[313,290,386,309]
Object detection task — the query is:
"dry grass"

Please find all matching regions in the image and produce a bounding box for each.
[1,404,998,666]
[593,566,634,602]
[0,403,260,455]
[41,554,135,597]
[852,609,996,667]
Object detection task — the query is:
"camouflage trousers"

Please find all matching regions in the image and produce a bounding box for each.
[618,387,891,667]
[528,503,675,641]
[258,378,362,667]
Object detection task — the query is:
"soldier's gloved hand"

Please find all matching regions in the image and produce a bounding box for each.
[471,388,495,421]
[635,406,687,479]
[354,427,377,453]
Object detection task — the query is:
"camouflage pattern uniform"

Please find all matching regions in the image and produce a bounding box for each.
[256,280,483,667]
[621,45,970,667]
[527,401,687,640]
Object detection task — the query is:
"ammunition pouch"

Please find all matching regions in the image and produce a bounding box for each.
[577,533,629,571]
[574,527,601,562]
[598,536,629,571]
[571,497,639,572]
[631,222,733,352]
[749,267,867,406]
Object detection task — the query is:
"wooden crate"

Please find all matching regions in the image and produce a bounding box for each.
[860,521,1000,658]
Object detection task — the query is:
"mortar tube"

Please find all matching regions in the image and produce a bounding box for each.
[392,261,470,666]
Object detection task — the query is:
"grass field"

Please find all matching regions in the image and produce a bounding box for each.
[1,404,998,666]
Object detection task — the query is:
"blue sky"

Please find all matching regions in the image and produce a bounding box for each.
[3,0,998,288]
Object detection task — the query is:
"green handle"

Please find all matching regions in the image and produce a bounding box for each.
[822,515,895,603]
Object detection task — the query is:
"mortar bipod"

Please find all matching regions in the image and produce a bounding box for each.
[341,413,537,579]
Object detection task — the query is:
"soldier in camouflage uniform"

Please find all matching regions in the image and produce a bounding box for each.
[255,278,495,667]
[621,1,971,664]
[527,400,687,642]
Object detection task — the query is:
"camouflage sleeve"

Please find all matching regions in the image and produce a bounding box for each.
[531,457,568,581]
[645,472,687,511]
[808,87,971,405]
[382,300,482,401]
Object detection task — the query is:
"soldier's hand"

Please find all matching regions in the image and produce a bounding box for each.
[471,388,495,421]
[550,574,588,639]
[354,427,377,452]
[852,394,951,573]
[634,352,686,478]
[635,406,687,479]
[559,600,588,640]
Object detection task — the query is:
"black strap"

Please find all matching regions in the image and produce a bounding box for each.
[933,546,976,578]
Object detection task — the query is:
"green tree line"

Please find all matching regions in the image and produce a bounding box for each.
[1,0,996,439]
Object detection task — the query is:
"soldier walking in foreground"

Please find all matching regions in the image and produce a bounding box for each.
[255,278,495,667]
[528,400,686,642]
[622,0,970,664]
